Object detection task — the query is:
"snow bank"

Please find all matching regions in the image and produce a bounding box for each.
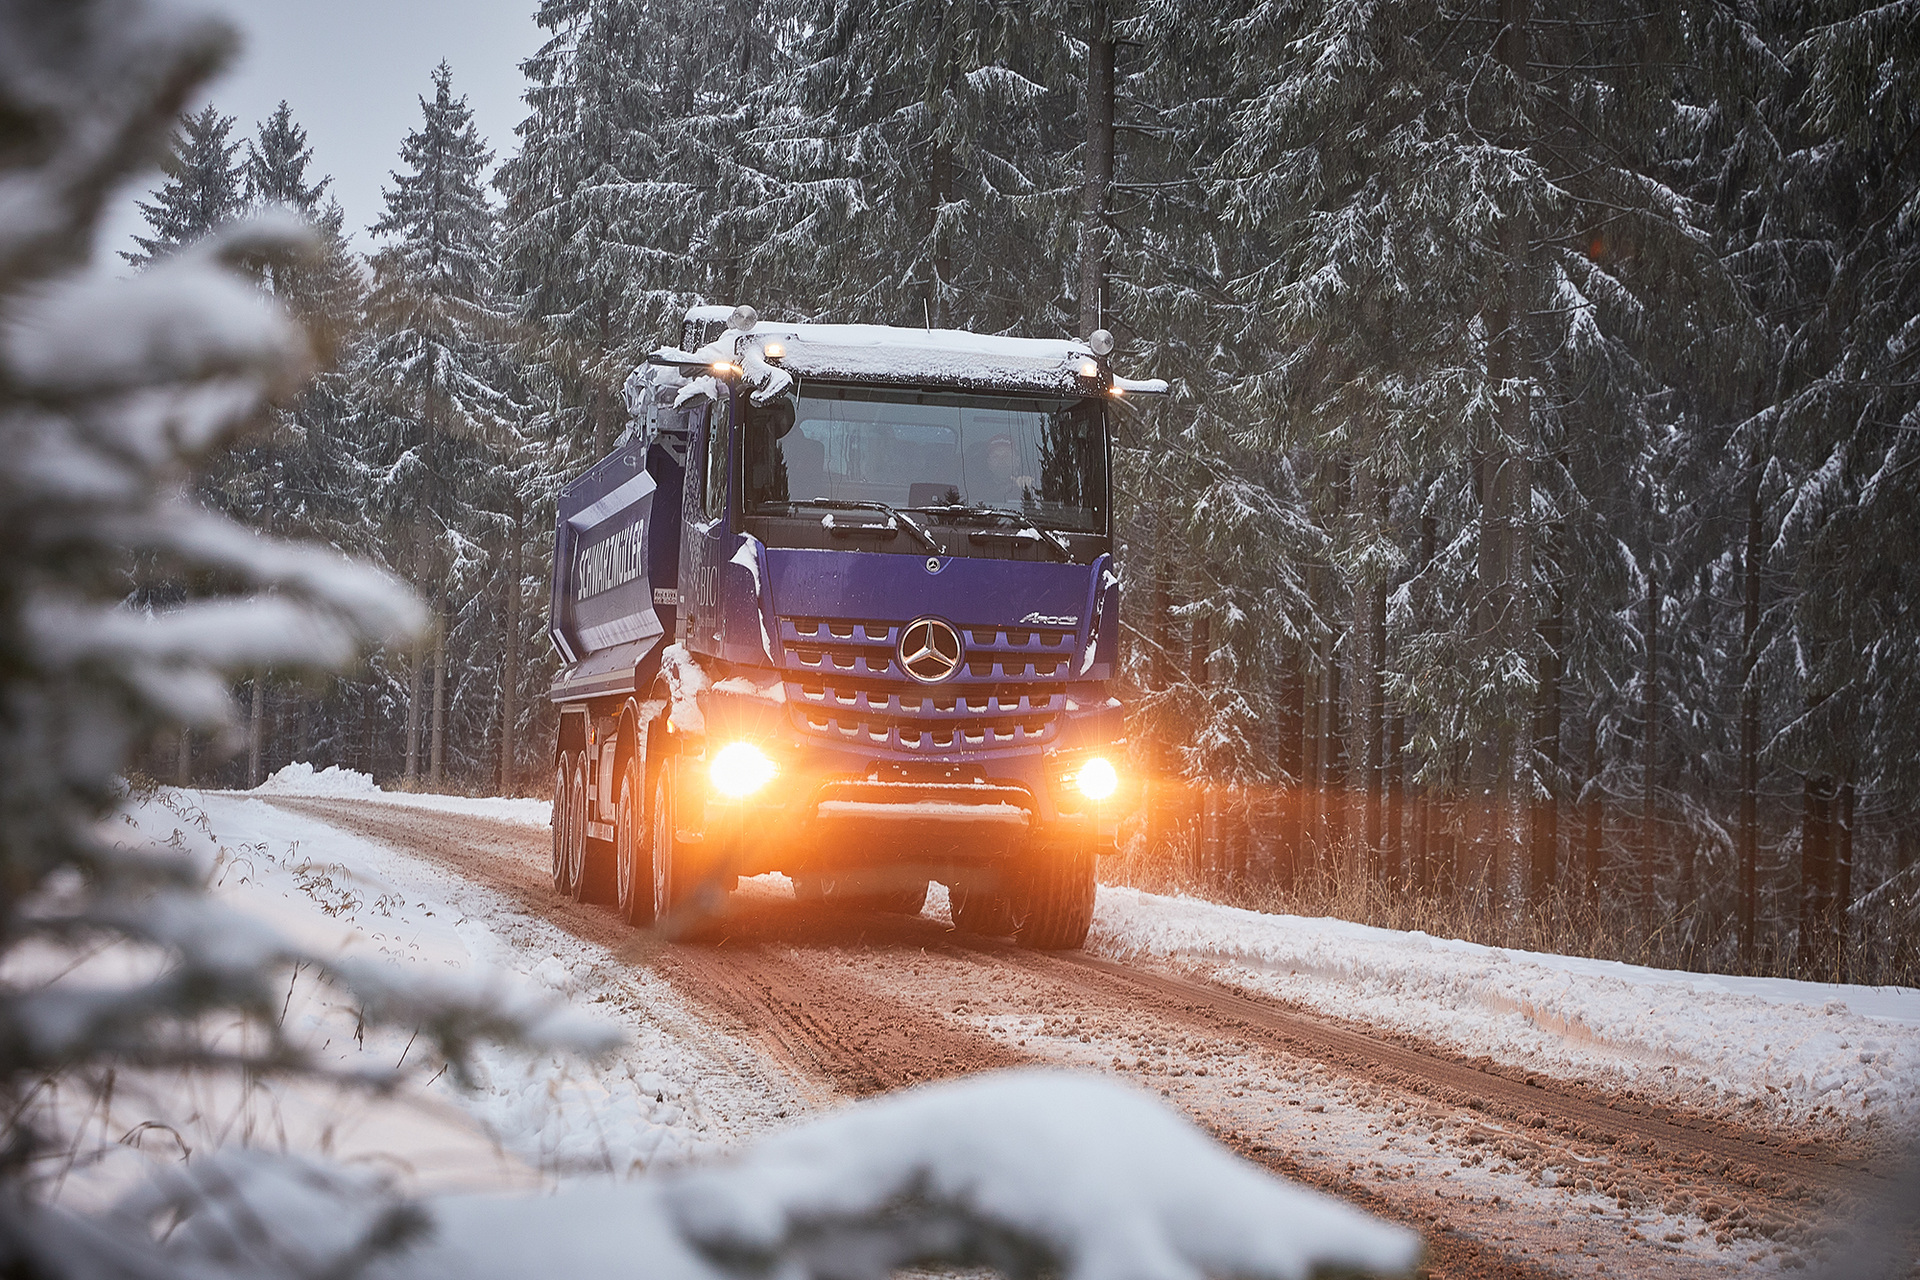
[383,1072,1420,1280]
[1091,886,1920,1129]
[248,762,552,828]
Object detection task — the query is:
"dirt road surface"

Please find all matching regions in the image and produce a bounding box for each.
[265,796,1902,1280]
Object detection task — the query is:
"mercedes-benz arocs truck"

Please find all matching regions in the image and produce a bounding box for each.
[545,305,1163,949]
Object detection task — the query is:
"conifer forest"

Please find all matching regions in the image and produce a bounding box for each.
[134,0,1920,986]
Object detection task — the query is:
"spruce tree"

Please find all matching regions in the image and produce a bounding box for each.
[125,102,244,265]
[363,61,528,786]
[246,98,330,212]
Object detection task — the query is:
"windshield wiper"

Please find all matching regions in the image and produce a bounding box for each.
[909,503,1074,562]
[781,498,939,553]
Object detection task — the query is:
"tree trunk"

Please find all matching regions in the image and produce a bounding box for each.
[1278,656,1305,891]
[928,139,951,327]
[1078,0,1115,339]
[1641,573,1659,919]
[1835,780,1855,982]
[404,649,422,785]
[1470,0,1536,932]
[1364,486,1388,881]
[175,730,191,787]
[1583,714,1603,909]
[1386,709,1405,887]
[247,671,265,789]
[501,510,523,796]
[429,608,447,787]
[1738,459,1762,966]
[1797,773,1836,978]
[1529,557,1563,904]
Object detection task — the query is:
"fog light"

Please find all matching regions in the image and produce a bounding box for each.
[1075,756,1119,801]
[710,742,777,797]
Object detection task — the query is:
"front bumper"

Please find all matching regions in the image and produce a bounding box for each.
[681,683,1126,875]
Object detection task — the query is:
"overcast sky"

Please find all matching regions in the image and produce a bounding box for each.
[101,0,545,268]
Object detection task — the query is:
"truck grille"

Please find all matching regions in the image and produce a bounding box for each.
[779,616,1077,752]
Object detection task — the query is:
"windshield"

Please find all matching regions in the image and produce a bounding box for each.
[744,386,1108,533]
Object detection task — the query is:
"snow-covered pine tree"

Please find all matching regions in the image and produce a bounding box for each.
[124,102,244,266]
[0,2,614,1266]
[498,0,797,461]
[765,0,1080,331]
[363,61,529,786]
[1186,0,1717,938]
[245,99,329,212]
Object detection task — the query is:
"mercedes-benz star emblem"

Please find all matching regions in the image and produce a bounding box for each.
[898,616,963,683]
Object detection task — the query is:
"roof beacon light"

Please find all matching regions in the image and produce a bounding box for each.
[1079,360,1100,378]
[1087,328,1116,356]
[728,304,759,332]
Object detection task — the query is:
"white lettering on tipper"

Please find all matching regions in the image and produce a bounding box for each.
[576,519,647,601]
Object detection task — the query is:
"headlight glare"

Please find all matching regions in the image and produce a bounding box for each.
[1075,756,1119,802]
[709,742,777,797]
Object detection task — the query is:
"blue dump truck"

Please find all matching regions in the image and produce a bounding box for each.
[546,305,1164,949]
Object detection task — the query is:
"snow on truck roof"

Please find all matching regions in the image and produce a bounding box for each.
[656,309,1169,398]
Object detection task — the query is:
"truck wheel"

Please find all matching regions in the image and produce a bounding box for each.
[614,758,653,925]
[797,874,928,915]
[1010,837,1097,951]
[948,879,1014,936]
[650,756,688,922]
[551,754,572,894]
[564,756,589,900]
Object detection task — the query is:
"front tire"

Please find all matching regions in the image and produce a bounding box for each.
[614,757,654,925]
[1009,836,1097,950]
[650,755,687,923]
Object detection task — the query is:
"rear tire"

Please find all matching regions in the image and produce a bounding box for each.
[551,754,572,894]
[614,758,653,925]
[564,756,589,900]
[1010,836,1097,950]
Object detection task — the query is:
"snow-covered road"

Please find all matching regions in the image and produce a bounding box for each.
[118,764,1920,1279]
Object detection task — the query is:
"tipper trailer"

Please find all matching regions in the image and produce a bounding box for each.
[546,305,1164,949]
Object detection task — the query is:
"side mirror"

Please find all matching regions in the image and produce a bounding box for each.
[757,395,797,440]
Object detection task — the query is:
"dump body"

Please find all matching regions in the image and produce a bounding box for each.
[545,310,1157,947]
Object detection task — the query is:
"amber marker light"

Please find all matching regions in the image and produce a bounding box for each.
[763,342,785,359]
[710,361,740,376]
[1075,757,1120,801]
[1079,359,1100,377]
[709,741,778,798]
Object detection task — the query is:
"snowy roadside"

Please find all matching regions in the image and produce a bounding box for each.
[1088,887,1920,1136]
[236,764,1920,1136]
[56,783,814,1214]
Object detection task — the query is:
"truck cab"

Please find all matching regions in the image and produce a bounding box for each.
[547,306,1163,949]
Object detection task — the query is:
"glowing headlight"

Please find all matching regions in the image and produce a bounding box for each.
[1075,756,1119,802]
[709,742,777,797]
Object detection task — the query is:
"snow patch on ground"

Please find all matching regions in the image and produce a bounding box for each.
[246,762,553,828]
[1089,886,1920,1133]
[49,787,812,1215]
